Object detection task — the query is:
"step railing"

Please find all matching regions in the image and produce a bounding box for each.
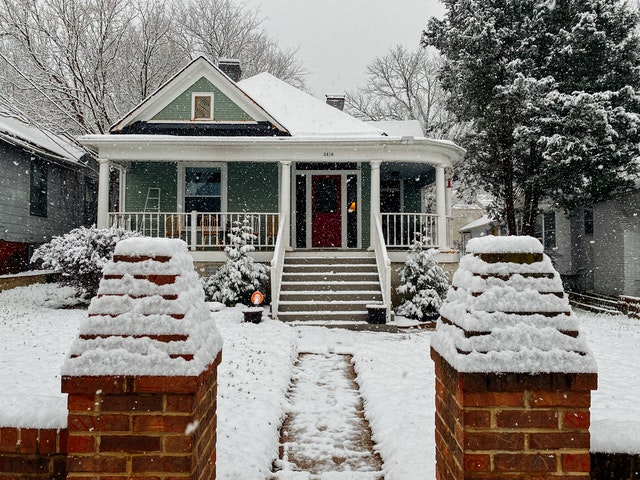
[270,212,289,320]
[108,211,279,251]
[372,214,392,321]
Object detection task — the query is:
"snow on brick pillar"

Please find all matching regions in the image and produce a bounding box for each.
[61,238,223,480]
[431,236,597,480]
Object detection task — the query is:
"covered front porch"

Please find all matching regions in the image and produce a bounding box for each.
[86,135,464,319]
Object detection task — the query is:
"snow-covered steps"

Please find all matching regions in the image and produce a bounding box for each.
[276,252,383,323]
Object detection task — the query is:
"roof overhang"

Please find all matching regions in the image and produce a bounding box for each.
[79,134,465,168]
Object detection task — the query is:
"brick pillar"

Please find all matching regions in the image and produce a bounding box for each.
[63,354,221,479]
[61,238,222,479]
[432,236,597,479]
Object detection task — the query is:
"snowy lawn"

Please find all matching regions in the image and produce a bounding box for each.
[0,283,639,479]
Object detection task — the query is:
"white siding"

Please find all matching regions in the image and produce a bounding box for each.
[592,197,637,296]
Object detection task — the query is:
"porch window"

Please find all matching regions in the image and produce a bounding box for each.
[380,179,402,212]
[30,159,48,217]
[192,93,213,120]
[185,167,221,212]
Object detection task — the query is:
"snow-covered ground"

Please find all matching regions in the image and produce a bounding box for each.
[0,283,639,479]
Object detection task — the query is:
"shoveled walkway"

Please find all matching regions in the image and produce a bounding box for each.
[271,353,384,479]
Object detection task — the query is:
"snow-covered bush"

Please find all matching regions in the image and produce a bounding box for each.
[395,234,449,321]
[31,225,140,300]
[202,217,269,306]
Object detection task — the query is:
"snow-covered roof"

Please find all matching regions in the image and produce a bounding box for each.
[367,120,424,137]
[238,73,386,138]
[459,215,494,232]
[0,112,86,165]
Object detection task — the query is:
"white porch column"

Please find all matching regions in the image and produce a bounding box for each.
[436,165,448,248]
[279,160,291,248]
[97,158,110,228]
[445,169,452,218]
[370,160,381,248]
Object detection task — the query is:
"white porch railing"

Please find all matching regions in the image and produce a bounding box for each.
[270,213,289,320]
[108,211,279,251]
[372,214,392,321]
[381,213,440,248]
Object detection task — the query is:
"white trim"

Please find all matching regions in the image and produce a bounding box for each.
[191,92,214,121]
[292,166,361,249]
[80,135,464,167]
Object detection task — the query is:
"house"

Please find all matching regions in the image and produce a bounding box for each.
[0,111,97,275]
[551,190,640,298]
[79,56,465,322]
[456,188,640,299]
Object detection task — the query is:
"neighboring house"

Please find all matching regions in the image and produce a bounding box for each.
[79,56,465,321]
[457,188,640,298]
[552,190,640,297]
[0,112,97,275]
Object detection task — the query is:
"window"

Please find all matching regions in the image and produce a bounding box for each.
[185,167,221,212]
[535,211,556,250]
[584,207,594,236]
[380,179,402,213]
[192,93,213,120]
[30,159,48,217]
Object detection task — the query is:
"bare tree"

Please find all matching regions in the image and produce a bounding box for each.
[177,0,305,87]
[346,45,461,139]
[0,0,305,135]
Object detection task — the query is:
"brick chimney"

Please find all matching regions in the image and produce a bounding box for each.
[218,58,241,82]
[326,94,345,111]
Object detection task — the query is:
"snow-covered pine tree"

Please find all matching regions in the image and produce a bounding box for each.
[203,216,269,306]
[424,0,640,235]
[395,233,449,321]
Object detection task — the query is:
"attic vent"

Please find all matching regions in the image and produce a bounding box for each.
[193,93,213,120]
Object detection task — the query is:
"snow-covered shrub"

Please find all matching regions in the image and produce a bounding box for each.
[202,217,269,306]
[395,234,449,321]
[31,225,140,300]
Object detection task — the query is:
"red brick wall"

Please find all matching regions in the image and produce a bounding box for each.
[433,349,597,479]
[0,427,67,479]
[62,351,221,479]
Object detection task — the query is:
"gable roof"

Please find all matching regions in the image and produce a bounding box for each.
[110,56,288,134]
[238,73,386,138]
[0,112,87,165]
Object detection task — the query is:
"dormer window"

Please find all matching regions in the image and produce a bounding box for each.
[192,93,213,120]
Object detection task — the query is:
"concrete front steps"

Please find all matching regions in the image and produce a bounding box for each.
[276,251,384,324]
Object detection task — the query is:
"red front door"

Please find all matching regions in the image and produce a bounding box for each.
[312,175,342,247]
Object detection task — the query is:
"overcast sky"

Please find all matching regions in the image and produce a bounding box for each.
[243,0,446,98]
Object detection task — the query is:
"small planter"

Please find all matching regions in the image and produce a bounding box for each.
[243,307,264,324]
[366,304,387,324]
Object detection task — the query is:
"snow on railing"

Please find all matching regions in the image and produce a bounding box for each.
[270,213,289,320]
[381,213,439,248]
[372,214,392,321]
[108,212,279,251]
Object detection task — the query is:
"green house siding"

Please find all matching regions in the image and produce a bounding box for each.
[125,162,178,212]
[153,77,254,122]
[227,162,278,212]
